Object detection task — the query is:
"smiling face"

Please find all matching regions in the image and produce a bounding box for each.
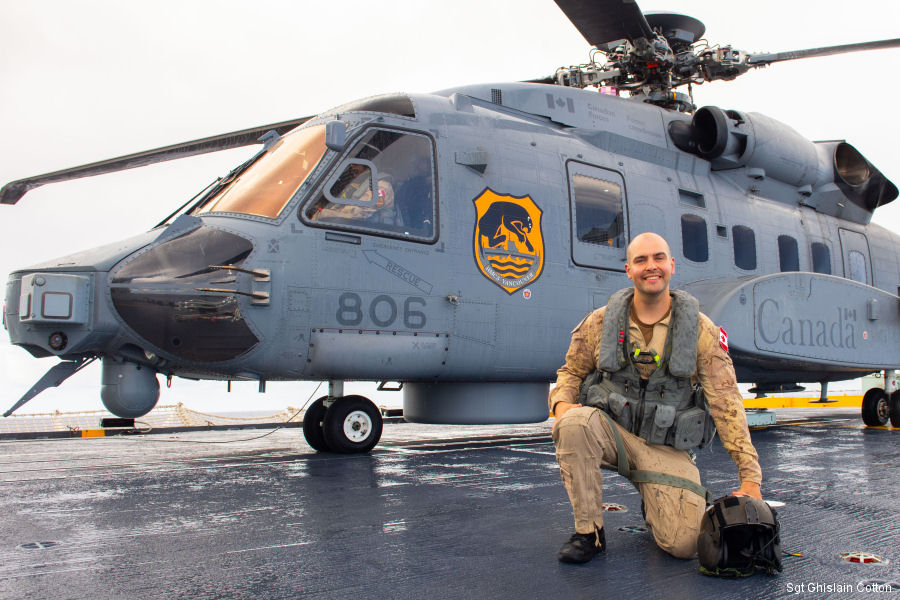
[625,233,675,300]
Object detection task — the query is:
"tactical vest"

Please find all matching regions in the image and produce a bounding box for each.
[580,288,716,450]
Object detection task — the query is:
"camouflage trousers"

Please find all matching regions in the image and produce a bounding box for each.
[552,406,705,559]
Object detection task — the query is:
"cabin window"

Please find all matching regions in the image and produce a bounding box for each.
[811,242,831,274]
[838,228,871,285]
[681,214,708,262]
[732,226,756,270]
[566,162,627,270]
[304,128,436,241]
[848,250,867,283]
[572,174,625,248]
[778,235,799,272]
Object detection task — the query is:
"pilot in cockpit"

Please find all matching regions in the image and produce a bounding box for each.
[310,164,399,226]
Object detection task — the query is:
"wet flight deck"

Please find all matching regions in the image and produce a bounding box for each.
[1,408,897,599]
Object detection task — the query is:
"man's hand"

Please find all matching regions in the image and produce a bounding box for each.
[732,481,762,500]
[554,402,582,419]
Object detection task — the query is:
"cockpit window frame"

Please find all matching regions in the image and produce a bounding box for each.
[300,124,439,245]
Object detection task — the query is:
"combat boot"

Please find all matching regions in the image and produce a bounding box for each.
[557,527,606,563]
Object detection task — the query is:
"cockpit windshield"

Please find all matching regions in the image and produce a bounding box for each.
[193,124,327,219]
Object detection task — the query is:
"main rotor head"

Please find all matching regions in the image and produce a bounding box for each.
[548,0,900,112]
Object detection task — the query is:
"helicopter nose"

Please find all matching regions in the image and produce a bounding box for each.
[108,226,260,363]
[5,270,111,358]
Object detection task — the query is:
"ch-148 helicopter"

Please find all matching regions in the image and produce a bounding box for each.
[3,0,899,453]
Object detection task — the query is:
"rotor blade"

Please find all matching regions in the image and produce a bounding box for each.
[0,116,312,205]
[523,75,557,84]
[553,0,654,47]
[747,38,900,66]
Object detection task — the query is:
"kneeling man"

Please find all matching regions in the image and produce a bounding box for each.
[551,232,762,563]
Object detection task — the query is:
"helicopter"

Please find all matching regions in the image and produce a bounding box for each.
[2,0,899,452]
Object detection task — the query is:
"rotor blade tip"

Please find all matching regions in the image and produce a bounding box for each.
[0,182,30,205]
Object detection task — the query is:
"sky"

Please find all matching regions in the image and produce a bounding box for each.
[0,0,898,415]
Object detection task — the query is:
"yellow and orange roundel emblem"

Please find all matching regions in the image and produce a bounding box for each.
[472,189,545,294]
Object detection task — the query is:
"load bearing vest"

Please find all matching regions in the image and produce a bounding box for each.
[580,288,717,451]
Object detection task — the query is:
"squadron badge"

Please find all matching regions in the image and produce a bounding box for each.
[472,189,545,294]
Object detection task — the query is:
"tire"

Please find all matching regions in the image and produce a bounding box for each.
[890,390,900,428]
[302,396,330,452]
[861,388,889,427]
[322,395,383,453]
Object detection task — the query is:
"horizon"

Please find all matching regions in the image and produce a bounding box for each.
[2,0,898,416]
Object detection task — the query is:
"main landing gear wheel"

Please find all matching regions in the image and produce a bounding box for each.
[322,395,383,453]
[890,390,900,428]
[861,388,890,427]
[302,396,330,452]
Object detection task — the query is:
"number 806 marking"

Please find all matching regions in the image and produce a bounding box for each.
[336,293,427,329]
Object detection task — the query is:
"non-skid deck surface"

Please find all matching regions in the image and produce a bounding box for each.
[1,410,897,599]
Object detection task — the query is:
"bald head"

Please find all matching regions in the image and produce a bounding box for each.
[624,232,675,301]
[626,232,671,264]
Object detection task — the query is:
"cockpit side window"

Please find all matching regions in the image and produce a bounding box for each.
[195,124,327,219]
[304,128,436,241]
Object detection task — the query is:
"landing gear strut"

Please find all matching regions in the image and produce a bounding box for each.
[302,382,383,453]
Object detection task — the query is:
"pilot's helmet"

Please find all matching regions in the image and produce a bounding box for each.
[697,495,783,577]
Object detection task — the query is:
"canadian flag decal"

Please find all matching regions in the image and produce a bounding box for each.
[719,327,729,353]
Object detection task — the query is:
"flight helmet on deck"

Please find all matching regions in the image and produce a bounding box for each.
[698,495,783,577]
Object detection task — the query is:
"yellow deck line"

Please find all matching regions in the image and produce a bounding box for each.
[549,394,864,418]
[742,394,862,409]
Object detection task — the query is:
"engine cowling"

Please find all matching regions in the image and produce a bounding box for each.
[669,106,897,223]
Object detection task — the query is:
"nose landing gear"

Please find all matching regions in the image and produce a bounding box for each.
[302,384,383,453]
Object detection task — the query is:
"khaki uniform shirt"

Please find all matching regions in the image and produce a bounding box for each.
[312,179,396,223]
[549,305,763,485]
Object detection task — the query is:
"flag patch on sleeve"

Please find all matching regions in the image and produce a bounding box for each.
[719,327,729,353]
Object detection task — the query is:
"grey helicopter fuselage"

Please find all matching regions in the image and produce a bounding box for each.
[5,81,900,425]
